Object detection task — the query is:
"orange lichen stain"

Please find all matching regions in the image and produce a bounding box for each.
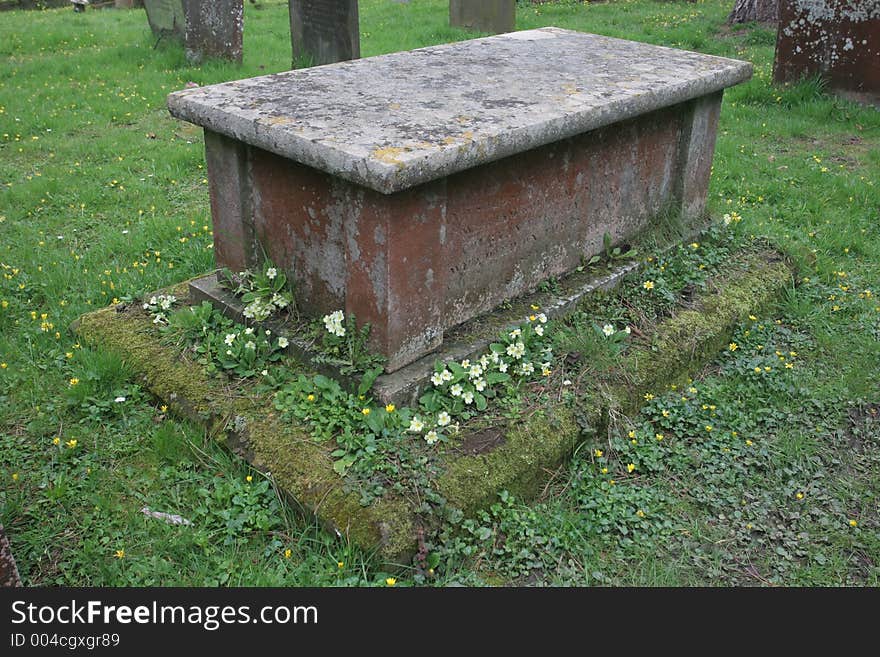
[265,115,295,126]
[371,146,408,166]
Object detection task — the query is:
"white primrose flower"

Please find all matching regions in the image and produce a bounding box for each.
[462,390,474,405]
[474,378,486,392]
[224,333,237,345]
[266,267,277,280]
[322,310,346,337]
[490,351,500,364]
[506,342,526,359]
[498,360,509,373]
[245,327,254,335]
[460,359,471,369]
[245,341,256,350]
[261,369,269,376]
[534,325,544,336]
[408,416,425,433]
[479,354,490,368]
[624,326,631,334]
[271,293,289,308]
[437,411,451,427]
[425,430,440,445]
[431,372,445,387]
[509,328,521,339]
[277,337,289,349]
[520,362,535,376]
[114,396,126,403]
[265,330,272,336]
[538,313,547,324]
[450,384,463,397]
[603,324,615,337]
[226,349,233,356]
[152,314,165,325]
[469,364,483,379]
[440,369,454,383]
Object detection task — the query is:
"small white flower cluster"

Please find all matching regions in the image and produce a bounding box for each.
[142,294,176,325]
[322,310,346,338]
[243,292,290,322]
[221,327,287,360]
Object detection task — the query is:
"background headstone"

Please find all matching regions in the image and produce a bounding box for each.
[289,0,360,67]
[183,0,243,64]
[449,0,515,34]
[143,0,243,64]
[144,0,186,40]
[774,0,879,99]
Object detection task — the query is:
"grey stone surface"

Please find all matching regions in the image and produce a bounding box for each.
[144,0,242,63]
[289,0,360,67]
[168,27,752,195]
[450,0,515,34]
[184,0,243,64]
[144,0,185,39]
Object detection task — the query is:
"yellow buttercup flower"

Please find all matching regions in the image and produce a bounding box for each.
[385,404,395,413]
[246,475,253,483]
[114,549,125,559]
[849,519,858,528]
[627,463,635,473]
[642,280,655,291]
[594,449,603,458]
[284,549,292,559]
[69,377,79,386]
[385,577,396,587]
[361,408,371,416]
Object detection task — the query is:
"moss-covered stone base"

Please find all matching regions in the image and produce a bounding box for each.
[73,249,793,565]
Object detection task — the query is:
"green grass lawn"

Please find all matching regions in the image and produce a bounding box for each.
[1,0,878,586]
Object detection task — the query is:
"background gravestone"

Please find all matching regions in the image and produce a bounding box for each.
[144,0,186,41]
[143,0,243,64]
[289,0,360,67]
[774,0,880,100]
[450,0,515,34]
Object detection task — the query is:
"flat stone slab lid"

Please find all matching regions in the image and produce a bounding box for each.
[167,27,752,194]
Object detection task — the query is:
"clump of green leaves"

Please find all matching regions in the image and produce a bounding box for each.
[166,302,287,378]
[220,260,294,322]
[192,474,282,545]
[313,310,386,376]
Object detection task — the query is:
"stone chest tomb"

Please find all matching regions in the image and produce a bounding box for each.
[167,28,752,375]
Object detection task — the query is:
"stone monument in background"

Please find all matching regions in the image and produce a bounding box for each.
[289,0,360,67]
[450,0,515,34]
[774,0,879,101]
[143,0,243,64]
